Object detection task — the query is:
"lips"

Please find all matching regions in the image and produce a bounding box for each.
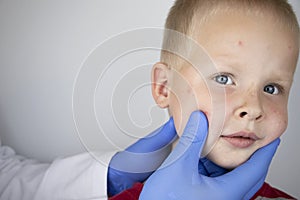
[221,131,259,148]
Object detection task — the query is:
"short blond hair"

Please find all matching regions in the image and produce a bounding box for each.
[161,0,300,70]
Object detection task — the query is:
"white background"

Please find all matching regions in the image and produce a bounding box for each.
[0,0,299,198]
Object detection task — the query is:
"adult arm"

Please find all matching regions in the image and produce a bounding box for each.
[108,117,177,196]
[0,144,114,200]
[0,118,176,199]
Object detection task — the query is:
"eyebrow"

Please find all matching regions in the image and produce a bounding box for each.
[213,58,242,73]
[211,53,296,80]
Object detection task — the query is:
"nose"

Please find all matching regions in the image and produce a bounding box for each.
[237,109,263,121]
[234,92,264,121]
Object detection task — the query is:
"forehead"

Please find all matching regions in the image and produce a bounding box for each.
[193,10,299,75]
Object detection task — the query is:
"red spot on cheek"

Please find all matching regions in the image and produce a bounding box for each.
[203,111,208,116]
[186,87,192,94]
[202,110,210,121]
[196,107,209,117]
[238,40,243,46]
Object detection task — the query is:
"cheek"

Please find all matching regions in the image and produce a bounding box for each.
[169,87,199,136]
[169,80,212,136]
[194,87,216,129]
[168,92,184,135]
[267,107,288,138]
[259,104,288,147]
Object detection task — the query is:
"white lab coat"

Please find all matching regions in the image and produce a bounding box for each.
[0,138,116,200]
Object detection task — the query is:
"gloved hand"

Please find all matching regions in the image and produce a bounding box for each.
[108,118,177,196]
[198,157,228,177]
[139,111,280,200]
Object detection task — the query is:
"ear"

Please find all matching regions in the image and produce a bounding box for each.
[151,62,170,108]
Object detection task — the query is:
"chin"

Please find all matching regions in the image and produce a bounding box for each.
[207,152,250,170]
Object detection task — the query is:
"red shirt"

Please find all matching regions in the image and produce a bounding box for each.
[109,182,295,200]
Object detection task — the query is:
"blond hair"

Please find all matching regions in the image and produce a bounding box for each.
[161,0,300,70]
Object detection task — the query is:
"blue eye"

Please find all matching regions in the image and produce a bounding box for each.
[214,74,234,85]
[264,84,279,95]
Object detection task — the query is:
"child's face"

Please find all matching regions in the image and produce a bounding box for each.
[152,11,299,168]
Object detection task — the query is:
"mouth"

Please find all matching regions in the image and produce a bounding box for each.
[221,131,259,148]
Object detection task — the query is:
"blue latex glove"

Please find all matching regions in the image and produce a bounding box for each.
[108,117,177,196]
[198,157,228,177]
[139,111,280,200]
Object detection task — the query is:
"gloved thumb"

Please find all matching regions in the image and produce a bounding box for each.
[218,138,280,199]
[162,111,209,168]
[126,117,177,153]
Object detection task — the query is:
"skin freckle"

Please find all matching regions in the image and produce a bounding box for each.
[288,45,293,51]
[186,87,192,94]
[238,40,243,46]
[203,111,209,118]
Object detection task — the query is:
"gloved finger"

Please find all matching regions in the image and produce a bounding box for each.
[243,175,266,200]
[198,158,228,177]
[218,138,280,197]
[198,158,209,176]
[109,118,176,173]
[162,111,209,168]
[126,117,177,153]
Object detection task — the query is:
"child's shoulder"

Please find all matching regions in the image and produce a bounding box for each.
[109,182,295,200]
[251,182,295,200]
[108,182,143,200]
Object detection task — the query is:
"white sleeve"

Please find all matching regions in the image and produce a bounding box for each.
[0,145,116,200]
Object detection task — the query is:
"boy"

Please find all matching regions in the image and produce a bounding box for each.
[110,0,299,199]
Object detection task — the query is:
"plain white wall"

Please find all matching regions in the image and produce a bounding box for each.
[0,0,299,198]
